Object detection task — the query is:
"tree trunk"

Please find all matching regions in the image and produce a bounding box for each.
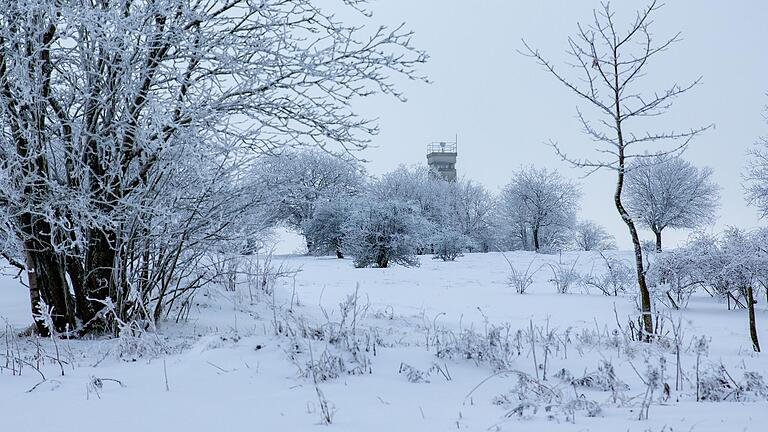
[520,227,529,251]
[336,250,344,259]
[613,69,654,339]
[747,285,761,352]
[615,158,653,339]
[24,251,48,336]
[83,229,117,324]
[654,230,663,252]
[532,227,540,252]
[376,250,388,268]
[24,247,76,335]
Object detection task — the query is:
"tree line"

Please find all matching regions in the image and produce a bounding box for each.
[255,148,719,268]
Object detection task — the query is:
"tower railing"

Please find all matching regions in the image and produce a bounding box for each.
[427,141,457,154]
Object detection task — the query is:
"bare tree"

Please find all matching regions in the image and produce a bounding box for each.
[573,220,616,251]
[745,106,768,217]
[625,155,719,251]
[0,0,426,335]
[500,166,580,252]
[523,1,710,338]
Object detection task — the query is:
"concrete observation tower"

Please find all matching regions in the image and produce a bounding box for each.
[426,139,457,182]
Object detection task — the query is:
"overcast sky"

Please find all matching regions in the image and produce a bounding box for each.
[333,0,768,249]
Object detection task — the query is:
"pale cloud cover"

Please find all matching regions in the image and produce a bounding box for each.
[351,1,768,248]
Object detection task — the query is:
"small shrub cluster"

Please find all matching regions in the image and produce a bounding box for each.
[556,360,629,392]
[547,260,581,294]
[493,371,602,423]
[506,259,539,294]
[432,229,471,262]
[584,253,633,296]
[698,364,768,402]
[435,325,517,372]
[397,362,451,383]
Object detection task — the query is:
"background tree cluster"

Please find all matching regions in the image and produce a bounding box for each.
[260,148,725,270]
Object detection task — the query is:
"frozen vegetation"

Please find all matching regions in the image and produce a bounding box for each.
[1,1,768,431]
[2,250,767,431]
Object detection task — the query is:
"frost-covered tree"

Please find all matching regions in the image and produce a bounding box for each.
[499,167,580,252]
[625,156,719,251]
[745,111,768,218]
[256,149,366,250]
[302,199,351,259]
[524,1,710,338]
[371,165,448,224]
[683,229,766,352]
[446,180,495,252]
[493,190,531,251]
[367,168,495,257]
[342,197,431,268]
[573,220,616,251]
[0,0,426,334]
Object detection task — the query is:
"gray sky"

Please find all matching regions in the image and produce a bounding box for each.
[348,0,768,248]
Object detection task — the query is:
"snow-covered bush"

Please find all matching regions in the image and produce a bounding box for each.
[397,362,450,383]
[493,371,603,422]
[645,249,700,309]
[432,228,471,261]
[507,260,539,294]
[584,253,634,296]
[661,229,768,351]
[342,198,431,268]
[435,324,517,371]
[699,364,768,402]
[370,165,449,224]
[559,360,629,392]
[302,199,351,258]
[547,260,581,294]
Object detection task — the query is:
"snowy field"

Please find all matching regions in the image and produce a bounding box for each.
[2,251,767,431]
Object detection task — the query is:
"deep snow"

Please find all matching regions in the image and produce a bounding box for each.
[1,251,767,431]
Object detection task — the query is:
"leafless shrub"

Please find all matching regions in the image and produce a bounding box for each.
[698,363,768,402]
[559,360,629,393]
[547,259,581,294]
[435,324,516,372]
[302,349,348,382]
[645,251,702,310]
[638,364,661,420]
[506,259,540,294]
[305,344,336,425]
[493,371,602,423]
[585,253,633,296]
[398,362,451,384]
[399,363,431,383]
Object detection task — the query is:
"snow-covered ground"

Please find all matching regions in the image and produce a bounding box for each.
[2,251,767,431]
